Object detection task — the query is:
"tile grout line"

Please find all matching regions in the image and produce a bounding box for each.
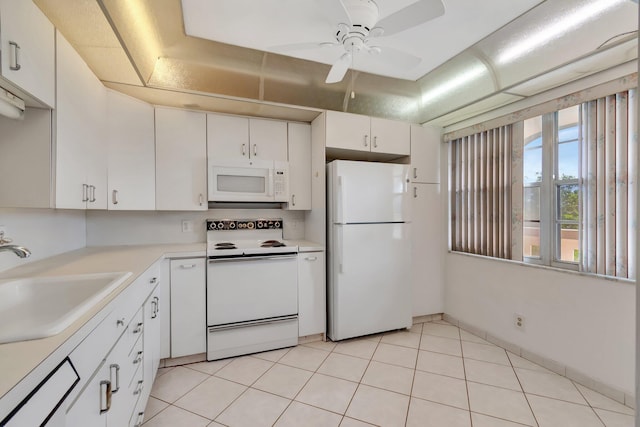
[506,350,541,427]
[458,325,474,427]
[404,321,425,427]
[564,381,607,427]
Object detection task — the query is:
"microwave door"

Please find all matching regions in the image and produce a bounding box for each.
[209,165,274,202]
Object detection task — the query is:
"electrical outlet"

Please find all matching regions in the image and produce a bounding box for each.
[514,313,525,329]
[181,220,194,233]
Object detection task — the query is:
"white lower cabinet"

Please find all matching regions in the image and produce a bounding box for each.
[170,258,206,358]
[411,183,443,316]
[297,251,325,337]
[65,264,161,427]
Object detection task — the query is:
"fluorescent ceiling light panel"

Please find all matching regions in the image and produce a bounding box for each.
[497,0,626,65]
[421,64,487,104]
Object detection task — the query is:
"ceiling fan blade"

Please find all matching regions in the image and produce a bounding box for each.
[375,0,445,37]
[313,0,352,26]
[325,52,352,84]
[371,46,421,69]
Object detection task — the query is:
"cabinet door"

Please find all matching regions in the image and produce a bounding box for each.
[85,83,108,210]
[55,31,107,210]
[325,110,371,152]
[107,90,155,210]
[297,251,325,337]
[410,125,441,183]
[65,361,108,427]
[371,117,410,155]
[0,0,55,107]
[286,123,311,210]
[207,113,249,161]
[411,183,443,316]
[249,118,288,161]
[143,284,162,393]
[155,107,207,210]
[170,258,206,357]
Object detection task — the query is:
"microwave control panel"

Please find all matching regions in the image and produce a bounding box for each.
[273,168,287,199]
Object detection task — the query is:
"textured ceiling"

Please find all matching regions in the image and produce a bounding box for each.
[34,0,638,125]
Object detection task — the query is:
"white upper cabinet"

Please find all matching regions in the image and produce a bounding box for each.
[325,110,371,152]
[155,107,208,211]
[286,122,311,210]
[208,114,288,162]
[371,117,410,155]
[106,90,155,210]
[207,113,249,161]
[410,125,441,184]
[55,31,107,210]
[325,110,410,156]
[249,118,288,161]
[0,0,55,107]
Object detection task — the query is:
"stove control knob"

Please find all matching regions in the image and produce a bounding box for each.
[229,222,236,229]
[257,221,264,229]
[208,222,216,230]
[217,221,224,230]
[274,221,281,228]
[247,222,255,229]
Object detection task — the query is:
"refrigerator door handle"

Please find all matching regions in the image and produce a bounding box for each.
[337,226,344,273]
[336,176,345,224]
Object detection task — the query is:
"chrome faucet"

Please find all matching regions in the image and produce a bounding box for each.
[0,244,31,258]
[0,232,31,258]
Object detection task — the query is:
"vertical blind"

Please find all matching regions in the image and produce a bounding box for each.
[580,89,637,279]
[450,125,512,259]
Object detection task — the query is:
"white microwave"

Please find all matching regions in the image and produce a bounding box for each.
[208,159,289,202]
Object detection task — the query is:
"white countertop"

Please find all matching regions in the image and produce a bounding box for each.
[0,240,323,402]
[0,243,205,401]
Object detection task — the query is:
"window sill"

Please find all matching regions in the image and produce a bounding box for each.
[447,250,635,285]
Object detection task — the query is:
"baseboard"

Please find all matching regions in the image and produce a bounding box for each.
[298,333,325,344]
[442,313,635,410]
[160,353,206,368]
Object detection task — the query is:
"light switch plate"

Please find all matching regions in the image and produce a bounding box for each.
[181,220,194,233]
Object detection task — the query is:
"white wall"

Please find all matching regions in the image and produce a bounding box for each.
[0,208,86,273]
[86,209,306,246]
[444,252,635,394]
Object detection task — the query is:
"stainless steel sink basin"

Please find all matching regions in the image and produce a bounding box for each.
[0,272,132,344]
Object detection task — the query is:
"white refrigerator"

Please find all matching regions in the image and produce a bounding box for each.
[327,160,412,341]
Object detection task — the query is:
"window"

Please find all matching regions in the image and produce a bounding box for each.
[448,87,637,280]
[523,106,580,269]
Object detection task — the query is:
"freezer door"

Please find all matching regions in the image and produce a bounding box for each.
[328,223,412,341]
[330,160,410,224]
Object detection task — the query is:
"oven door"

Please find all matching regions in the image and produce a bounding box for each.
[208,160,274,202]
[207,253,298,325]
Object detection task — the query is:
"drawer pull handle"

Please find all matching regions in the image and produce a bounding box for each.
[99,380,112,413]
[109,364,120,393]
[134,411,145,427]
[133,380,144,395]
[116,318,125,327]
[112,189,119,205]
[149,277,158,285]
[305,256,318,261]
[373,136,378,148]
[180,264,196,269]
[133,351,143,364]
[133,322,143,334]
[363,135,368,147]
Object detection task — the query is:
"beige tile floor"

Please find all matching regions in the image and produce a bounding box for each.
[143,320,634,427]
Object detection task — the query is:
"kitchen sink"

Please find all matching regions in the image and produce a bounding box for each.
[0,272,132,344]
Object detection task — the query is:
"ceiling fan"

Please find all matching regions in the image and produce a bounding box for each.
[275,0,445,84]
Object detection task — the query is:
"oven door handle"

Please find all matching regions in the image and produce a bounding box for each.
[208,254,297,263]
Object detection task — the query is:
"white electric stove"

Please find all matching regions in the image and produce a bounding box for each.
[205,219,299,360]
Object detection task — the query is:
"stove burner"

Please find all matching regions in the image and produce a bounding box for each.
[215,242,235,246]
[261,240,286,248]
[215,246,237,250]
